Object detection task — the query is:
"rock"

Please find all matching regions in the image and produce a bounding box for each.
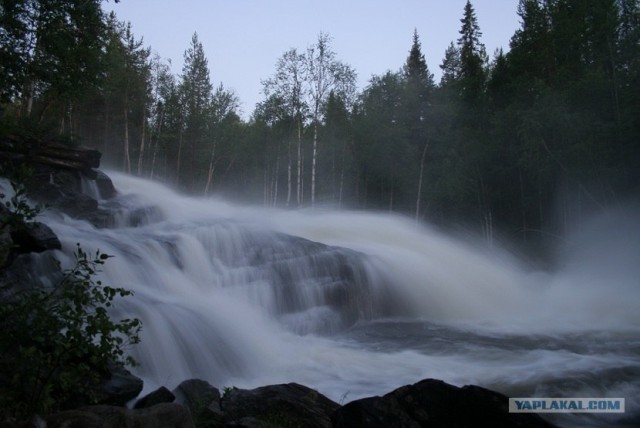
[47,403,194,428]
[0,224,12,268]
[331,378,557,428]
[10,221,61,254]
[173,379,221,412]
[46,409,108,428]
[95,170,117,199]
[97,365,144,406]
[0,138,101,173]
[134,386,176,409]
[172,379,223,426]
[331,395,419,427]
[221,383,339,428]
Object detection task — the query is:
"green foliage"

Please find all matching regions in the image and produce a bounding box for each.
[0,146,141,420]
[0,243,141,419]
[0,163,42,227]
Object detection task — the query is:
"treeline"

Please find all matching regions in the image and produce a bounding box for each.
[1,0,639,252]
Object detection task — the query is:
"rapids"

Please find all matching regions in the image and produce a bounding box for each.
[32,172,640,427]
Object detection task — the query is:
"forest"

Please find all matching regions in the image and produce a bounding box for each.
[1,0,639,258]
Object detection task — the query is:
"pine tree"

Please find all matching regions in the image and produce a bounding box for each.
[402,30,435,220]
[0,0,105,120]
[403,29,435,119]
[179,32,213,188]
[457,0,488,102]
[439,42,462,87]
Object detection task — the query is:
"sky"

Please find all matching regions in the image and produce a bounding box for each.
[103,0,522,118]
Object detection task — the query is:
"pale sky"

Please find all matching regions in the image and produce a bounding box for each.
[104,0,521,118]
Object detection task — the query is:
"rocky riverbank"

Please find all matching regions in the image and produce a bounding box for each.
[42,377,556,428]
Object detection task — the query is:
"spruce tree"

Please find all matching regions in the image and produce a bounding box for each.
[457,0,487,103]
[178,32,213,188]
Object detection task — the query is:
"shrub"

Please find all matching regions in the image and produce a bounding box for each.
[0,168,141,419]
[0,244,142,418]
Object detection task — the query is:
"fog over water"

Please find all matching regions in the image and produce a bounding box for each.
[39,172,640,427]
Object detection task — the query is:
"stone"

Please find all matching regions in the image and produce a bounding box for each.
[95,170,117,199]
[10,221,61,254]
[0,225,12,268]
[331,379,557,428]
[221,383,339,428]
[47,403,194,428]
[97,365,144,406]
[173,379,221,413]
[134,386,176,409]
[172,379,223,426]
[46,409,108,428]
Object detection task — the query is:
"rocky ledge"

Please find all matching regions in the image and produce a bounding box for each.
[40,377,556,428]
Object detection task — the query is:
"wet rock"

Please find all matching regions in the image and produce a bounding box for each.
[134,386,176,409]
[331,378,557,428]
[10,221,61,254]
[47,403,193,428]
[95,170,116,199]
[221,383,339,428]
[97,365,144,406]
[173,379,223,426]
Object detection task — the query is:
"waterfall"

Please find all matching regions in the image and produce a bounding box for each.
[34,171,639,412]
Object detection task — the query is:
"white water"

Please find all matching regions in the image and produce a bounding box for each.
[36,172,640,424]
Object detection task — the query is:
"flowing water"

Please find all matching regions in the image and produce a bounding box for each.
[34,172,640,427]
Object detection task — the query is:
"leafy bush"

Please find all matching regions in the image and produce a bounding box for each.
[0,163,42,226]
[0,244,142,418]
[0,168,141,419]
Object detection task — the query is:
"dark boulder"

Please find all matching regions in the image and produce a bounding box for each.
[173,379,221,413]
[0,220,12,268]
[47,403,194,428]
[172,379,223,426]
[221,383,339,428]
[134,386,176,409]
[10,221,61,254]
[97,365,144,406]
[331,378,557,428]
[95,170,117,199]
[331,395,419,427]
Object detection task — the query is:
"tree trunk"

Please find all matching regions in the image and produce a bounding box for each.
[311,122,318,206]
[123,106,131,173]
[273,144,280,206]
[296,120,302,206]
[103,108,110,158]
[137,103,147,176]
[338,139,346,209]
[286,139,292,207]
[203,141,217,195]
[150,108,164,179]
[415,141,429,221]
[176,130,184,185]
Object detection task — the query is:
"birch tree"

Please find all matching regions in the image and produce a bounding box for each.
[305,33,356,206]
[262,48,308,206]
